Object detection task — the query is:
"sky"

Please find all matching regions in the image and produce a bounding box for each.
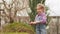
[45,0,60,16]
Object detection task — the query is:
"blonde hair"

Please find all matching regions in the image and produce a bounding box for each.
[37,3,45,12]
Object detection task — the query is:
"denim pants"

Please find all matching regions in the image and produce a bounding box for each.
[36,24,46,34]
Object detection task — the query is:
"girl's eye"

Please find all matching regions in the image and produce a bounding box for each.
[37,9,40,10]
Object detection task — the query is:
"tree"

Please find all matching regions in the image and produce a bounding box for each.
[0,0,29,24]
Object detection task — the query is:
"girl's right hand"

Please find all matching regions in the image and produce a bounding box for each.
[29,22,37,25]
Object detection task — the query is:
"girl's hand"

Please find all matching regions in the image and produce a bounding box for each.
[29,22,37,25]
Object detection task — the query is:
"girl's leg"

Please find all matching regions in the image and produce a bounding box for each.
[36,24,41,34]
[40,24,47,34]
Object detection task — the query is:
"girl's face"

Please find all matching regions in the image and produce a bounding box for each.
[37,6,44,14]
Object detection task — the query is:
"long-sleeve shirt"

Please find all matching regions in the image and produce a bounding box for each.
[35,13,46,24]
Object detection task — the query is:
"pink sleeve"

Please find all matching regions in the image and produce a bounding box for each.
[41,14,46,23]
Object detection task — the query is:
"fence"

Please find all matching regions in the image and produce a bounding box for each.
[47,16,60,34]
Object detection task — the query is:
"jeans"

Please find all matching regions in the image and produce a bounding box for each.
[36,24,46,34]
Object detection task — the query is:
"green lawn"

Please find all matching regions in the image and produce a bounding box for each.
[0,32,29,34]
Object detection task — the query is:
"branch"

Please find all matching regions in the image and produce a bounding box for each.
[2,0,8,9]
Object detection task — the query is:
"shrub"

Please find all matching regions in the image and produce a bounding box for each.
[3,22,35,34]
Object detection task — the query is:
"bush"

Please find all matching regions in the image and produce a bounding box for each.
[3,22,35,34]
[1,32,29,34]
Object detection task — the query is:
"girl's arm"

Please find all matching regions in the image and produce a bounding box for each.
[34,14,46,24]
[30,14,46,24]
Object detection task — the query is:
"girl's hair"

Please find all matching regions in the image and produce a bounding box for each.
[37,3,45,12]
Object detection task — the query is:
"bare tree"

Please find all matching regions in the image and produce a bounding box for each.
[0,0,30,24]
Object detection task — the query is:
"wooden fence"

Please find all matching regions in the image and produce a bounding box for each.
[47,16,60,34]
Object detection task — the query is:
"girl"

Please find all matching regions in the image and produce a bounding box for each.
[30,3,47,34]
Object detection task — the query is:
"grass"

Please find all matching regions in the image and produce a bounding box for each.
[0,32,29,34]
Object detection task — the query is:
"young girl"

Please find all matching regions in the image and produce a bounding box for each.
[30,3,47,34]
